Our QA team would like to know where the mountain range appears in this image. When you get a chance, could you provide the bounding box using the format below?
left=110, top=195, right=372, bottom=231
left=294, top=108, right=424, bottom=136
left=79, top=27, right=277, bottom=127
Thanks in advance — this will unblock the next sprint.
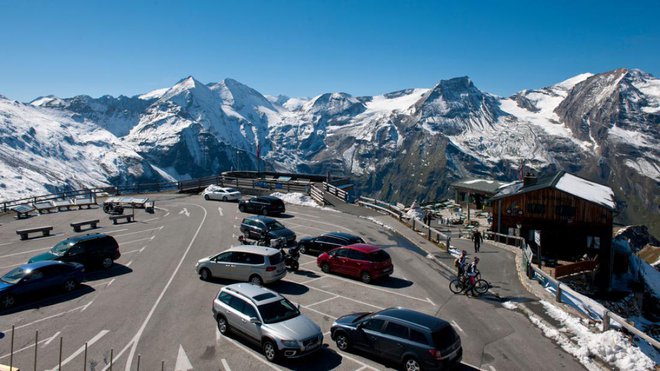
left=1, top=68, right=658, bottom=234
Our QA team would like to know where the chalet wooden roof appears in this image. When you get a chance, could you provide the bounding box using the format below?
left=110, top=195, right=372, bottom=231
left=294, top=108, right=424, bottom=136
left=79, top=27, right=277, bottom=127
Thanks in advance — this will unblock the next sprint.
left=491, top=171, right=616, bottom=210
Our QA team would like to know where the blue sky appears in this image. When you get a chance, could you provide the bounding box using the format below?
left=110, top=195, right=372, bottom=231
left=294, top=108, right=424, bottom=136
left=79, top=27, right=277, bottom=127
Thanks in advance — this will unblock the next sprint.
left=1, top=0, right=658, bottom=102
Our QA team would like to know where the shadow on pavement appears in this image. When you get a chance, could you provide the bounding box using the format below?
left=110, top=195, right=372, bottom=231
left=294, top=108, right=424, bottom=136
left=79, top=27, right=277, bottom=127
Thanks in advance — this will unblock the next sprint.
left=373, top=276, right=413, bottom=289
left=84, top=264, right=133, bottom=282
left=272, top=280, right=310, bottom=296
left=0, top=284, right=95, bottom=315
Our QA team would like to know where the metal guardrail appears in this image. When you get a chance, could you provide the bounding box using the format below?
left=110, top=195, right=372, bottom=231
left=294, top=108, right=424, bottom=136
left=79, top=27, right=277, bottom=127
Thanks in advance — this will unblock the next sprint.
left=529, top=264, right=660, bottom=350
left=309, top=184, right=325, bottom=206
left=322, top=182, right=348, bottom=202
left=1, top=175, right=314, bottom=212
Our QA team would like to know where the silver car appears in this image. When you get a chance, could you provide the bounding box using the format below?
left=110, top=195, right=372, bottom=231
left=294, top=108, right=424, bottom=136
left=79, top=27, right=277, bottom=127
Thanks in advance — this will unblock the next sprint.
left=202, top=185, right=242, bottom=201
left=195, top=245, right=286, bottom=285
left=213, top=283, right=324, bottom=361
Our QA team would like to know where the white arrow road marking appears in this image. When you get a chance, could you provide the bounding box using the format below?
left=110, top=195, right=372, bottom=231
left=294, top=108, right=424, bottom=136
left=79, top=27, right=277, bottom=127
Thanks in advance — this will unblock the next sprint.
left=218, top=207, right=224, bottom=216
left=178, top=208, right=190, bottom=217
left=451, top=320, right=464, bottom=333
left=46, top=330, right=109, bottom=371
left=42, top=331, right=61, bottom=348
left=221, top=359, right=231, bottom=371
left=175, top=344, right=193, bottom=371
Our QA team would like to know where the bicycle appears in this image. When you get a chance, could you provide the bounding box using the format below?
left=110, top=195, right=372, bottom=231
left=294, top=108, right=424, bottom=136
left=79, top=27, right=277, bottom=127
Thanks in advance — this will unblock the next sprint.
left=449, top=275, right=489, bottom=296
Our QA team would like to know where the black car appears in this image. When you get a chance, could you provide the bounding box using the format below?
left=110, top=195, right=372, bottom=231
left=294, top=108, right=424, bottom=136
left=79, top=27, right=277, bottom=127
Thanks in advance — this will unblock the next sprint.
left=28, top=234, right=121, bottom=269
left=297, top=232, right=365, bottom=255
left=238, top=196, right=285, bottom=216
left=330, top=307, right=462, bottom=371
left=240, top=216, right=297, bottom=245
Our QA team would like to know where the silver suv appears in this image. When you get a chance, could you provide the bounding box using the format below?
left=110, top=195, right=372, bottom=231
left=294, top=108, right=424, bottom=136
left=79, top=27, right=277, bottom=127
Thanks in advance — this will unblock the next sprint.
left=213, top=283, right=324, bottom=362
left=195, top=245, right=286, bottom=285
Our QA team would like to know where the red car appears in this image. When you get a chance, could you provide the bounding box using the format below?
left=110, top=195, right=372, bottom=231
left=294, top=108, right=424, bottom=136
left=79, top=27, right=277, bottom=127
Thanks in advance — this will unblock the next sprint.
left=317, top=244, right=393, bottom=284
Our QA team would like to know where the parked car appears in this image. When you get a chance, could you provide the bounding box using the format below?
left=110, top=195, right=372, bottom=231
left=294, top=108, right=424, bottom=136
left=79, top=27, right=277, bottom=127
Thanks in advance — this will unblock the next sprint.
left=0, top=261, right=85, bottom=309
left=330, top=307, right=462, bottom=371
left=213, top=283, right=323, bottom=362
left=240, top=215, right=296, bottom=245
left=202, top=185, right=242, bottom=201
left=196, top=245, right=286, bottom=285
left=317, top=244, right=393, bottom=284
left=28, top=234, right=120, bottom=269
left=297, top=232, right=365, bottom=256
left=239, top=196, right=285, bottom=215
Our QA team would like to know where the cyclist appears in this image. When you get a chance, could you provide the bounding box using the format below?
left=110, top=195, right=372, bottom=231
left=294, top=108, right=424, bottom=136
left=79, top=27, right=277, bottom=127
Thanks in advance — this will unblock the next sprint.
left=454, top=250, right=468, bottom=278
left=465, top=256, right=480, bottom=297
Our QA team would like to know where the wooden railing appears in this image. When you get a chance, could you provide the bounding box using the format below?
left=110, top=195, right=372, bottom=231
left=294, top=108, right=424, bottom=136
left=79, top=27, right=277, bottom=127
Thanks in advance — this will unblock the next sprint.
left=309, top=184, right=325, bottom=206
left=323, top=182, right=348, bottom=202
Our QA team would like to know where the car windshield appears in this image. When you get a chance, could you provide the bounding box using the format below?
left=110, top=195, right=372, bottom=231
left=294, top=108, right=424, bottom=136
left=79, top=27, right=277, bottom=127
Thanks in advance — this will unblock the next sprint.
left=267, top=221, right=286, bottom=231
left=0, top=267, right=28, bottom=284
left=50, top=241, right=74, bottom=256
left=257, top=298, right=300, bottom=324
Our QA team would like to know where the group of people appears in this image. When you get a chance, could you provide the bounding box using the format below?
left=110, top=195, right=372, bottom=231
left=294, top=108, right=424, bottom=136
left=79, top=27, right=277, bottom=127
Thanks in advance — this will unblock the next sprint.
left=455, top=250, right=481, bottom=297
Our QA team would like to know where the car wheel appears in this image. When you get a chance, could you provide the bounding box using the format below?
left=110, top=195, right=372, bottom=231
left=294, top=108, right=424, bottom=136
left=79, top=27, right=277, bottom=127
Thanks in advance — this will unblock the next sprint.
left=1, top=294, right=15, bottom=309
left=63, top=279, right=78, bottom=292
left=321, top=262, right=331, bottom=273
left=261, top=208, right=269, bottom=215
left=361, top=271, right=372, bottom=284
left=200, top=268, right=212, bottom=281
left=217, top=315, right=230, bottom=335
left=291, top=261, right=299, bottom=271
left=262, top=340, right=279, bottom=362
left=222, top=196, right=227, bottom=202
left=204, top=195, right=210, bottom=200
left=101, top=257, right=113, bottom=269
left=403, top=356, right=421, bottom=371
left=335, top=332, right=351, bottom=351
left=249, top=275, right=264, bottom=286
left=239, top=204, right=246, bottom=212
left=298, top=244, right=307, bottom=255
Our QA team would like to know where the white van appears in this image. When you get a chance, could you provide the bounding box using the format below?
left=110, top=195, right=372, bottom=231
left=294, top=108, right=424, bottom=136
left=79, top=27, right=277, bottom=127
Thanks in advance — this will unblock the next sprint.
left=195, top=245, right=286, bottom=285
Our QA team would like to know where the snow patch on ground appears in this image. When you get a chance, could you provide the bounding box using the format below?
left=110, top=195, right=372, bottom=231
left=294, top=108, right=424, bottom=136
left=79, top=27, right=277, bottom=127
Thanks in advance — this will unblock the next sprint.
left=535, top=300, right=656, bottom=371
left=502, top=301, right=518, bottom=310
left=269, top=192, right=339, bottom=212
left=360, top=216, right=396, bottom=232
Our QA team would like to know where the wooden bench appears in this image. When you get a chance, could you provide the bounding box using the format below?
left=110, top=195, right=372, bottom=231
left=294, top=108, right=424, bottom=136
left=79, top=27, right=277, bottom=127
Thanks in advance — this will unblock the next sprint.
left=109, top=214, right=134, bottom=224
left=16, top=226, right=54, bottom=240
left=13, top=204, right=35, bottom=219
left=33, top=202, right=57, bottom=214
left=70, top=219, right=100, bottom=232
left=73, top=198, right=97, bottom=209
left=52, top=200, right=73, bottom=211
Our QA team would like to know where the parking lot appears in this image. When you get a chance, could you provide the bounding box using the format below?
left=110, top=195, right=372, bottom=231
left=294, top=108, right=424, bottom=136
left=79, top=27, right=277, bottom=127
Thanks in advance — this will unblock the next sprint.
left=0, top=193, right=584, bottom=371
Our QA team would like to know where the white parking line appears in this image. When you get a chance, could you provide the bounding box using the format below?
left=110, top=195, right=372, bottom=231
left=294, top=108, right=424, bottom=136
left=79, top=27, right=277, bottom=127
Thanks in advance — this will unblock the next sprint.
left=306, top=296, right=339, bottom=307
left=451, top=320, right=464, bottom=333
left=323, top=274, right=435, bottom=305
left=1, top=302, right=90, bottom=333
left=289, top=213, right=354, bottom=232
left=299, top=276, right=324, bottom=285
left=307, top=285, right=384, bottom=310
left=112, top=226, right=163, bottom=238
left=222, top=334, right=282, bottom=370
left=299, top=260, right=317, bottom=266
left=0, top=246, right=51, bottom=259
left=221, top=359, right=231, bottom=371
left=120, top=236, right=154, bottom=245
left=45, top=330, right=109, bottom=371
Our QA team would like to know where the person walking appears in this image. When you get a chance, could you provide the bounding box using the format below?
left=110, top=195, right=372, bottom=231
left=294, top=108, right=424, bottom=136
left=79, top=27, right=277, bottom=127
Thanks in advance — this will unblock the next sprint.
left=454, top=250, right=468, bottom=277
left=473, top=229, right=483, bottom=253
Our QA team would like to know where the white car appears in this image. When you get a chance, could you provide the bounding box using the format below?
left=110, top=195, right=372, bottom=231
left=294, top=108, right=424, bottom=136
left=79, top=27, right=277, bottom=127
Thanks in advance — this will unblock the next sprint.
left=202, top=185, right=242, bottom=201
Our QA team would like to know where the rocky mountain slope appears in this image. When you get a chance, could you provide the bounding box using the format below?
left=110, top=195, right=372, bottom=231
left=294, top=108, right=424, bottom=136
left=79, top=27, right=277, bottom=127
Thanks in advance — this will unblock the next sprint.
left=1, top=68, right=657, bottom=233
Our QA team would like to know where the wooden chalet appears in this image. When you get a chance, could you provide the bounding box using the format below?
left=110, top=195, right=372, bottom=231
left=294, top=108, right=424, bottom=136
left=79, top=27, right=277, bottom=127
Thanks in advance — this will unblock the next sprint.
left=490, top=171, right=616, bottom=286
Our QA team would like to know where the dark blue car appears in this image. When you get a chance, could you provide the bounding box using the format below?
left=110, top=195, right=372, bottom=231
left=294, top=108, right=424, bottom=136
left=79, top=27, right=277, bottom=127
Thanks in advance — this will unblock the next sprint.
left=331, top=307, right=462, bottom=371
left=0, top=261, right=85, bottom=309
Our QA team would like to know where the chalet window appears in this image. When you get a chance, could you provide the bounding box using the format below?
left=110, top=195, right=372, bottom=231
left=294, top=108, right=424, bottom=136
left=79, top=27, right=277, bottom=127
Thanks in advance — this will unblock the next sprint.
left=526, top=203, right=545, bottom=214
left=555, top=205, right=576, bottom=217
